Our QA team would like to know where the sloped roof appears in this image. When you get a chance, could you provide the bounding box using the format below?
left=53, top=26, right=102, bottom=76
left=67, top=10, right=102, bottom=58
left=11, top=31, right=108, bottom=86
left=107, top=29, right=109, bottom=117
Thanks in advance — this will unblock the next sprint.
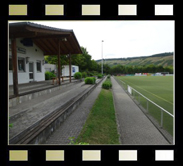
left=9, top=22, right=82, bottom=55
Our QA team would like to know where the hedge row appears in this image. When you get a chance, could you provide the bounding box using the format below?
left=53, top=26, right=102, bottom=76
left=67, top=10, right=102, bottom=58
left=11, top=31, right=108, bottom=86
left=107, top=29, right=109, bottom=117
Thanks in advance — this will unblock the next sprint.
left=74, top=72, right=82, bottom=79
left=97, top=74, right=103, bottom=78
left=102, top=77, right=112, bottom=89
left=74, top=72, right=92, bottom=79
left=45, top=71, right=56, bottom=80
left=85, top=77, right=96, bottom=84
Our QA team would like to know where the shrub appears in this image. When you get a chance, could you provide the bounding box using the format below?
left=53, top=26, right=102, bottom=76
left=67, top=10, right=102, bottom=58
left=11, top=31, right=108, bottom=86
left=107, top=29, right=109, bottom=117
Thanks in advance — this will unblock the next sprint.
left=107, top=75, right=110, bottom=79
left=97, top=74, right=103, bottom=78
left=45, top=71, right=56, bottom=80
left=85, top=77, right=96, bottom=84
left=82, top=72, right=87, bottom=78
left=74, top=72, right=82, bottom=79
left=89, top=72, right=94, bottom=76
left=45, top=72, right=49, bottom=80
left=102, top=81, right=112, bottom=89
left=92, top=71, right=99, bottom=76
left=69, top=137, right=89, bottom=145
left=93, top=77, right=96, bottom=83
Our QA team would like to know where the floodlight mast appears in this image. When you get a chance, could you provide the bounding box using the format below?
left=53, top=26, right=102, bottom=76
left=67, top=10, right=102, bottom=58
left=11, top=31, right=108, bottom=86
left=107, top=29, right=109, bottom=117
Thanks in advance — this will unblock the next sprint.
left=101, top=40, right=104, bottom=75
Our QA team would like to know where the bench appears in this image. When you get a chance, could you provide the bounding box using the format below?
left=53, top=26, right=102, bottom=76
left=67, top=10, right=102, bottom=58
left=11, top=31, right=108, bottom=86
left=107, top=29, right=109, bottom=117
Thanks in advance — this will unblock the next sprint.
left=51, top=77, right=64, bottom=85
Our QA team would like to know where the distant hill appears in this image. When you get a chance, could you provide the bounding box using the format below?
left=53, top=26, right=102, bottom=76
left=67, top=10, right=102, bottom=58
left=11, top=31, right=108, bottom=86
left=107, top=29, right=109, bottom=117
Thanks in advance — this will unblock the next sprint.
left=96, top=52, right=173, bottom=67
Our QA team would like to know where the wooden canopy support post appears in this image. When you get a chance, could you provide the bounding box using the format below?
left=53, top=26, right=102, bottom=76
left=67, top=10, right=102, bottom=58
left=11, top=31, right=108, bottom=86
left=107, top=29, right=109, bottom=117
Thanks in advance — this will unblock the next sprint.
left=57, top=39, right=61, bottom=85
left=11, top=38, right=19, bottom=96
left=69, top=54, right=71, bottom=83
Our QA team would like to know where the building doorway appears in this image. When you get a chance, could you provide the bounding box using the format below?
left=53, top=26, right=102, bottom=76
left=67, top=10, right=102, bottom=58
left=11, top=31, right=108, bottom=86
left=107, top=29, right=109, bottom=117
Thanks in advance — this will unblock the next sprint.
left=29, top=62, right=34, bottom=82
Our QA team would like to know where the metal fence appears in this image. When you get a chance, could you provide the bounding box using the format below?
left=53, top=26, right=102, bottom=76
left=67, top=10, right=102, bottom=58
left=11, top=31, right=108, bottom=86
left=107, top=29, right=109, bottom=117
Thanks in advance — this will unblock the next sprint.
left=119, top=79, right=174, bottom=138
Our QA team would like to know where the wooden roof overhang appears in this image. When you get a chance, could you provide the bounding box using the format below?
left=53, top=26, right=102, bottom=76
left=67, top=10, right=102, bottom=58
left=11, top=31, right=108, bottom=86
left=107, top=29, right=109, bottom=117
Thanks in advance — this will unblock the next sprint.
left=9, top=22, right=83, bottom=55
left=9, top=22, right=83, bottom=97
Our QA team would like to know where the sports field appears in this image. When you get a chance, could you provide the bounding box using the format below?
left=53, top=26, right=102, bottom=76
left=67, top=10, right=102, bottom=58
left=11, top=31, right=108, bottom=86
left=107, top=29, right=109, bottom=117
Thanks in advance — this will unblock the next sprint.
left=116, top=76, right=174, bottom=135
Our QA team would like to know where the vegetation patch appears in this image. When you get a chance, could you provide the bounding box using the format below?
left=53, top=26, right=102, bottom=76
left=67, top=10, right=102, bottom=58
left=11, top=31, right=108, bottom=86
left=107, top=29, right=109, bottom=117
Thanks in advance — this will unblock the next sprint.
left=68, top=137, right=89, bottom=145
left=45, top=71, right=56, bottom=80
left=102, top=81, right=112, bottom=89
left=81, top=72, right=87, bottom=78
left=102, top=77, right=112, bottom=89
left=85, top=77, right=96, bottom=84
left=96, top=52, right=173, bottom=67
left=76, top=89, right=120, bottom=144
left=74, top=72, right=82, bottom=79
left=97, top=74, right=103, bottom=78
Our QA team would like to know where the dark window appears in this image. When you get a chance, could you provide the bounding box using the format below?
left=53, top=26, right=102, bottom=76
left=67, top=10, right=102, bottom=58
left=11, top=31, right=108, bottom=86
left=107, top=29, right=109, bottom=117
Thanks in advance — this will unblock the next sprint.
left=37, top=61, right=41, bottom=72
left=18, top=57, right=25, bottom=72
left=29, top=73, right=33, bottom=79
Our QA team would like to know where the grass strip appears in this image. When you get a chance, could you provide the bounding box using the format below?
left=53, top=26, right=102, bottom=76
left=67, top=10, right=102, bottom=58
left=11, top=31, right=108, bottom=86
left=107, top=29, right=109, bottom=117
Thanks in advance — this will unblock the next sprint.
left=102, top=78, right=112, bottom=89
left=76, top=89, right=120, bottom=144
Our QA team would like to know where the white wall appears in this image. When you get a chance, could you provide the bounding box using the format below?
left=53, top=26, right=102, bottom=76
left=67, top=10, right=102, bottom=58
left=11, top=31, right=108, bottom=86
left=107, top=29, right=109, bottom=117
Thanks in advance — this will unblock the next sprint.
left=9, top=38, right=45, bottom=85
left=44, top=64, right=79, bottom=76
left=62, top=65, right=79, bottom=76
left=44, top=64, right=57, bottom=72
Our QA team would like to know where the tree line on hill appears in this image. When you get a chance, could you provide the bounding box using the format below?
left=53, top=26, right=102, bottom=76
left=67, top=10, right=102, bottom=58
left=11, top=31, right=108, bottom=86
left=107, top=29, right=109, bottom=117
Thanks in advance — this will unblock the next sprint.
left=110, top=64, right=173, bottom=75
left=96, top=52, right=173, bottom=62
left=45, top=47, right=173, bottom=75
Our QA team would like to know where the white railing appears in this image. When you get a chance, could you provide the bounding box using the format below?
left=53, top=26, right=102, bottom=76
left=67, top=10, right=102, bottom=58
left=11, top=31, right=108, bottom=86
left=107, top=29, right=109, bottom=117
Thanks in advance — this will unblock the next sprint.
left=116, top=77, right=174, bottom=142
left=127, top=85, right=174, bottom=128
left=128, top=86, right=174, bottom=117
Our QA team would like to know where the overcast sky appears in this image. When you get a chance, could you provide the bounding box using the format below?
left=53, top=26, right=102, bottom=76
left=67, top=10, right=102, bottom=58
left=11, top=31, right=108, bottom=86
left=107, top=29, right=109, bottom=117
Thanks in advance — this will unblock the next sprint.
left=10, top=21, right=174, bottom=60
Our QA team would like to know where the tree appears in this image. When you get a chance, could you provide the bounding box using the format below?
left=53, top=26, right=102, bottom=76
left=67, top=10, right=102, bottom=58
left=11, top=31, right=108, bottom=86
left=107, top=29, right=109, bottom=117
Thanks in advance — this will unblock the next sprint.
left=90, top=60, right=99, bottom=71
left=103, top=64, right=111, bottom=74
left=164, top=66, right=173, bottom=74
left=45, top=47, right=174, bottom=76
left=71, top=47, right=92, bottom=71
left=44, top=46, right=92, bottom=72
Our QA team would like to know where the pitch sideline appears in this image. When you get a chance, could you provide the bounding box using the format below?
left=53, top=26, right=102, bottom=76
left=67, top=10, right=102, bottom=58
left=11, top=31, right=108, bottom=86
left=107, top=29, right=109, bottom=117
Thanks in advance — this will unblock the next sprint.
left=119, top=79, right=173, bottom=106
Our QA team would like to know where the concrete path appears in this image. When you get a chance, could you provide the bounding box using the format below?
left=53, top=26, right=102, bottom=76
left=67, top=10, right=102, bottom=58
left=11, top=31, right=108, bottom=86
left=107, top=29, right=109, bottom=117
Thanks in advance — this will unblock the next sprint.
left=111, top=76, right=169, bottom=145
left=45, top=78, right=106, bottom=144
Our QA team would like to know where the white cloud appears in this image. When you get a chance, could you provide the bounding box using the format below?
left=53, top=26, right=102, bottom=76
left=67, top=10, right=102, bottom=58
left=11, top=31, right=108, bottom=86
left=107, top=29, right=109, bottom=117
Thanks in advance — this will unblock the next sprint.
left=10, top=20, right=174, bottom=60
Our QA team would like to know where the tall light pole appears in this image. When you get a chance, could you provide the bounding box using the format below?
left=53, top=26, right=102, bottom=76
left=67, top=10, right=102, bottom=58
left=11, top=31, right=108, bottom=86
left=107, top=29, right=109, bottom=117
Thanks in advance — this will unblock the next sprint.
left=101, top=40, right=104, bottom=75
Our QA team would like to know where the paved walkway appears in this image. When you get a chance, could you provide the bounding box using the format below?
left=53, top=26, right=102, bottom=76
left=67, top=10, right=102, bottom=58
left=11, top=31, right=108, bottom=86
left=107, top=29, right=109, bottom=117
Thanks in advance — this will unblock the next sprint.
left=45, top=78, right=106, bottom=144
left=111, top=76, right=169, bottom=145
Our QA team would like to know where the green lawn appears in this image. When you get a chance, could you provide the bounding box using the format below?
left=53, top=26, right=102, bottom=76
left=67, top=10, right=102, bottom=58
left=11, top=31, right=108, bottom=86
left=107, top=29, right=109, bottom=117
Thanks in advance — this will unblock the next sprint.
left=76, top=89, right=120, bottom=144
left=116, top=76, right=174, bottom=135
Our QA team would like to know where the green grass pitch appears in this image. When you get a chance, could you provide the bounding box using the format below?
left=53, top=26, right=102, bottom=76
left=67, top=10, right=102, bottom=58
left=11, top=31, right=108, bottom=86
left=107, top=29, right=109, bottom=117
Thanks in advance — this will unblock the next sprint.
left=116, top=76, right=174, bottom=135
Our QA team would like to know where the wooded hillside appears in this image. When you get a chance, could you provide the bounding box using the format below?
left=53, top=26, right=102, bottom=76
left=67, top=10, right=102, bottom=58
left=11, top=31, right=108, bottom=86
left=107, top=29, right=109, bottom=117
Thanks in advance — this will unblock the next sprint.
left=96, top=52, right=173, bottom=67
left=45, top=49, right=174, bottom=75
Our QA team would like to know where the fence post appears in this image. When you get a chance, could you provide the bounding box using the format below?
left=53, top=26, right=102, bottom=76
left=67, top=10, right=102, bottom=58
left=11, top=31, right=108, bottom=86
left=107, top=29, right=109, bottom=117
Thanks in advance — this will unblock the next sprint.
left=132, top=89, right=134, bottom=97
left=161, top=109, right=163, bottom=128
left=147, top=100, right=148, bottom=112
left=138, top=93, right=140, bottom=104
